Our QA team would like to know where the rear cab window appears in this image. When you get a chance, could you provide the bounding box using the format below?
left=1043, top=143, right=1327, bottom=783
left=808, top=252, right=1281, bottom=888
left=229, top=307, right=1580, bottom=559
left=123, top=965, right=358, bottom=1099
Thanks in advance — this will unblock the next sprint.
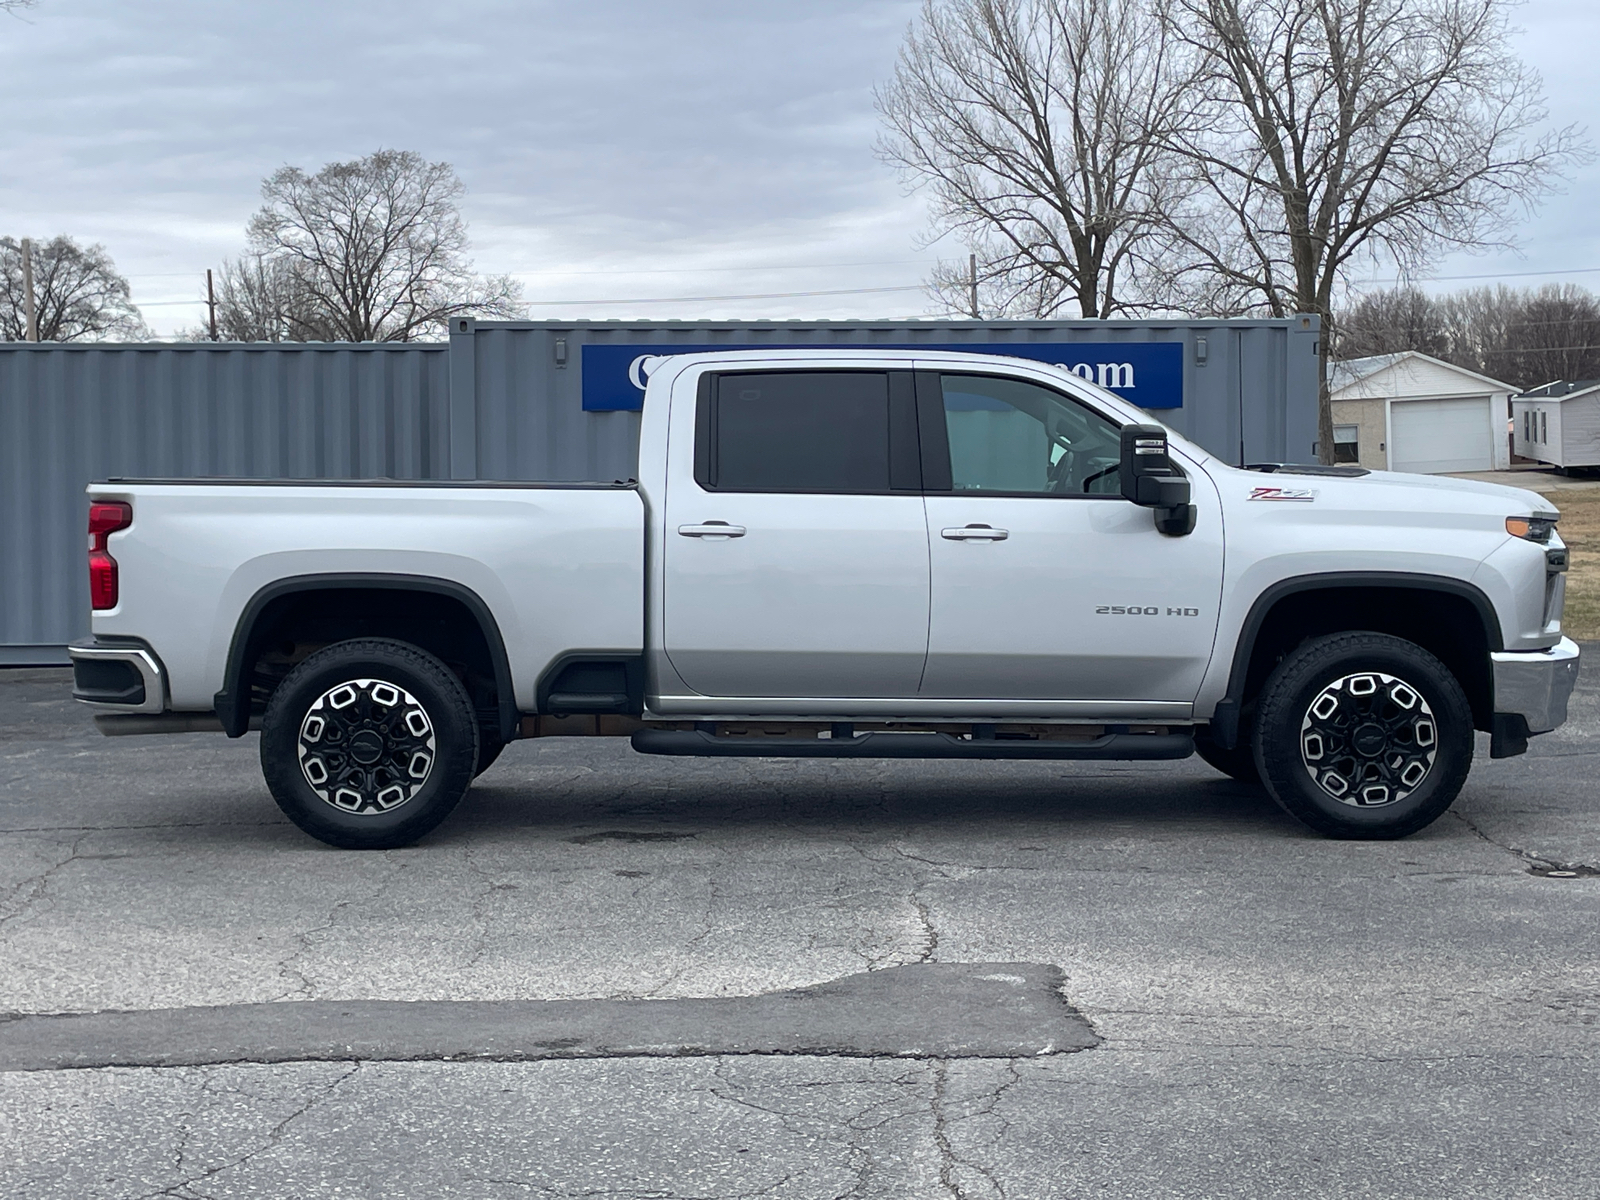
left=694, top=371, right=921, bottom=493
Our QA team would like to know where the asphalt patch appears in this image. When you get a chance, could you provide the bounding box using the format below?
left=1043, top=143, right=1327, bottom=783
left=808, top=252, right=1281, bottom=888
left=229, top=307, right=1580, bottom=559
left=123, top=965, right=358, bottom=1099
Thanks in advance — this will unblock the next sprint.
left=0, top=962, right=1097, bottom=1072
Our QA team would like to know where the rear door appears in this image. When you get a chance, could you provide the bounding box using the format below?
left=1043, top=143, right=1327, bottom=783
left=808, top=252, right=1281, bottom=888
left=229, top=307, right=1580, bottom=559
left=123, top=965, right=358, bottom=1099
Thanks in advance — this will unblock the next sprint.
left=918, top=369, right=1224, bottom=707
left=661, top=369, right=931, bottom=699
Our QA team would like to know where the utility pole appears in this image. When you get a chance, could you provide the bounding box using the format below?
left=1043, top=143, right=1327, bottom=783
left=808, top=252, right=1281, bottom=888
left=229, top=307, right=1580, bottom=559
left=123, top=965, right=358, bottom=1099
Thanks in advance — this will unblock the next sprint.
left=968, top=252, right=979, bottom=320
left=21, top=238, right=38, bottom=342
left=206, top=268, right=218, bottom=341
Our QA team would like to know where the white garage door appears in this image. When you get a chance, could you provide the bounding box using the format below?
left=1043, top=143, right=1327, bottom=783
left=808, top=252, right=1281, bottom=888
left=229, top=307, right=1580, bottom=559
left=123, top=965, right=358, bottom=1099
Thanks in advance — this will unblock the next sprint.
left=1389, top=397, right=1494, bottom=474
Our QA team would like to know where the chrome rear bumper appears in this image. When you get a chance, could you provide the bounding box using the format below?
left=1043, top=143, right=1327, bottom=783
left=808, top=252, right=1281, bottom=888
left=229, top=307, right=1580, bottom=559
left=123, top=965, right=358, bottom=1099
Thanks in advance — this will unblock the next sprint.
left=1492, top=637, right=1581, bottom=734
left=68, top=638, right=166, bottom=714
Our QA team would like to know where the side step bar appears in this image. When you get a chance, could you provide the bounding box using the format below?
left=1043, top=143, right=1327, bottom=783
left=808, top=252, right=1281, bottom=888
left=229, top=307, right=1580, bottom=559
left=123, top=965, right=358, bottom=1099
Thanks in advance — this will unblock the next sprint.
left=95, top=713, right=261, bottom=736
left=630, top=729, right=1193, bottom=761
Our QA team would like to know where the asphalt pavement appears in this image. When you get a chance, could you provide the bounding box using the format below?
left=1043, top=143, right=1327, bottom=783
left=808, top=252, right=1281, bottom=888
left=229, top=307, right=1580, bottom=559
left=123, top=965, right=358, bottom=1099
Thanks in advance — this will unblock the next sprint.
left=2, top=658, right=1597, bottom=1198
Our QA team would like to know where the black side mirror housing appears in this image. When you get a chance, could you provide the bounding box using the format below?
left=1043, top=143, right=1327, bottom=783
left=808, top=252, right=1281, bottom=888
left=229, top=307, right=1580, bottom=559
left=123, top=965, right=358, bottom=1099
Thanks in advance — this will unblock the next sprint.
left=1119, top=424, right=1196, bottom=536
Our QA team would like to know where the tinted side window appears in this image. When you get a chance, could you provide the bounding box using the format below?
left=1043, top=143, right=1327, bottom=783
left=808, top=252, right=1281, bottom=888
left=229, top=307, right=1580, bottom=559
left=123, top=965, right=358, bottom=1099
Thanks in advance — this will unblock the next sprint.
left=707, top=372, right=892, bottom=493
left=939, top=374, right=1122, bottom=495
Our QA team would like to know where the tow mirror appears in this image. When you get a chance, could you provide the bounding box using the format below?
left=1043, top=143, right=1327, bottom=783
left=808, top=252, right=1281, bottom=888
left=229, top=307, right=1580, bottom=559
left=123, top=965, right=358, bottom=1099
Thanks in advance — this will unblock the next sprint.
left=1119, top=424, right=1196, bottom=536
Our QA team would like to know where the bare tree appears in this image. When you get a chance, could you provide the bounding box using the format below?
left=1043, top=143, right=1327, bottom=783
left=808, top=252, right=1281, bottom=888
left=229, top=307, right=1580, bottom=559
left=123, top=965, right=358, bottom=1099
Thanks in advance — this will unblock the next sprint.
left=243, top=149, right=524, bottom=342
left=1434, top=285, right=1517, bottom=379
left=1336, top=281, right=1600, bottom=389
left=1334, top=287, right=1448, bottom=360
left=198, top=254, right=322, bottom=342
left=1498, top=283, right=1600, bottom=386
left=0, top=235, right=147, bottom=341
left=1158, top=0, right=1586, bottom=460
left=877, top=0, right=1183, bottom=318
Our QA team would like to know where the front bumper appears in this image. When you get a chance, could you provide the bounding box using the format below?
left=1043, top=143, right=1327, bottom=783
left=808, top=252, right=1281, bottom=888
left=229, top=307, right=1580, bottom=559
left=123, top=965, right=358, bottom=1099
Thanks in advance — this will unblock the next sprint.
left=68, top=638, right=166, bottom=714
left=1492, top=636, right=1581, bottom=735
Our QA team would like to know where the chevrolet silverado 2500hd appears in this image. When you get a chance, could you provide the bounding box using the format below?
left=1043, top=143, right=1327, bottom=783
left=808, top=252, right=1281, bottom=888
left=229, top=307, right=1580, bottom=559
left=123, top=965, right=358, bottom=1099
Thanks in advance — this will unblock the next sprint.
left=69, top=349, right=1580, bottom=848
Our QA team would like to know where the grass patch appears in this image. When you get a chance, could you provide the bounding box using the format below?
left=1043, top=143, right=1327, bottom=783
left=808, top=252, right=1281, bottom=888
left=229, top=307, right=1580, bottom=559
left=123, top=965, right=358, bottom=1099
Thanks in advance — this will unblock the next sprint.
left=1551, top=487, right=1600, bottom=641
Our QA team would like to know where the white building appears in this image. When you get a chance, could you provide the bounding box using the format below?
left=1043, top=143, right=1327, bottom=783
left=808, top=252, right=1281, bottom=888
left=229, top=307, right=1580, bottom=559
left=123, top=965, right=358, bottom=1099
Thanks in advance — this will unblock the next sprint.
left=1329, top=352, right=1513, bottom=474
left=1512, top=380, right=1600, bottom=470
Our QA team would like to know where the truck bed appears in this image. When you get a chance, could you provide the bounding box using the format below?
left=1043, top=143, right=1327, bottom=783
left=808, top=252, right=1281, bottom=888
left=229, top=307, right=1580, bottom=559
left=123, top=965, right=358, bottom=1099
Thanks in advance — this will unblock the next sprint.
left=87, top=479, right=646, bottom=712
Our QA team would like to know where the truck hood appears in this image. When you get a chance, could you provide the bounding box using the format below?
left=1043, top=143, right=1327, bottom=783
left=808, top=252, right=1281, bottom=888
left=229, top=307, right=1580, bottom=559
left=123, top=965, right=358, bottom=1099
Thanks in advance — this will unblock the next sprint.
left=1230, top=465, right=1559, bottom=518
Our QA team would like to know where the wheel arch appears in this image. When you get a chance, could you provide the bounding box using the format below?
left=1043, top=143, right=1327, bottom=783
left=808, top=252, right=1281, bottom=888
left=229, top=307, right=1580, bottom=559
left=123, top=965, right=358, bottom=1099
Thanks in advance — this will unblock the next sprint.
left=1210, top=572, right=1501, bottom=749
left=215, top=573, right=517, bottom=743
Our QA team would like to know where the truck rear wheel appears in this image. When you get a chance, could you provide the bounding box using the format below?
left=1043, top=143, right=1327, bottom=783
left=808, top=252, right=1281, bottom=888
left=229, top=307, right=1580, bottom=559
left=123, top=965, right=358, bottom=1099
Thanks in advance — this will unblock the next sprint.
left=1252, top=632, right=1472, bottom=840
left=260, top=638, right=479, bottom=849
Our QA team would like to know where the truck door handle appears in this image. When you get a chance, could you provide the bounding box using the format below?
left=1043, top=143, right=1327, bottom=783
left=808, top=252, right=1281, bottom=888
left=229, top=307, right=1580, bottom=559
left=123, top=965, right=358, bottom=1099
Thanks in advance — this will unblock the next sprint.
left=941, top=524, right=1009, bottom=541
left=678, top=522, right=746, bottom=538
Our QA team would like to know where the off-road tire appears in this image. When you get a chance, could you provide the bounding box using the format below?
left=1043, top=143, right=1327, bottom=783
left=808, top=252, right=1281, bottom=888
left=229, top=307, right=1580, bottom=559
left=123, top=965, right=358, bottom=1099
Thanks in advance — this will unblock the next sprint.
left=261, top=638, right=478, bottom=849
left=1194, top=726, right=1262, bottom=786
left=1252, top=632, right=1472, bottom=840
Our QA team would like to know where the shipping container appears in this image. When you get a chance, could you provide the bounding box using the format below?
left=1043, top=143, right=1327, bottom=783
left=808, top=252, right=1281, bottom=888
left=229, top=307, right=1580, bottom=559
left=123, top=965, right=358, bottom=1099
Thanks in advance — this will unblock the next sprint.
left=1, top=316, right=1318, bottom=660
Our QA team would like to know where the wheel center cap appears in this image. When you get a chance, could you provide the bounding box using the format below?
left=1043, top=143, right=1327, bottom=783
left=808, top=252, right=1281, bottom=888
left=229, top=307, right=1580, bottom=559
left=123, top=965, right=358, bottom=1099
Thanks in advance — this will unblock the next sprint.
left=349, top=729, right=385, bottom=765
left=1352, top=723, right=1388, bottom=756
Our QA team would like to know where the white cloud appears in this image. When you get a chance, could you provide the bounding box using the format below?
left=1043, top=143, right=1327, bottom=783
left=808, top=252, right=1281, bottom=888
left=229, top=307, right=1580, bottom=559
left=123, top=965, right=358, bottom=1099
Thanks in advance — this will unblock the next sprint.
left=1, top=0, right=1593, bottom=333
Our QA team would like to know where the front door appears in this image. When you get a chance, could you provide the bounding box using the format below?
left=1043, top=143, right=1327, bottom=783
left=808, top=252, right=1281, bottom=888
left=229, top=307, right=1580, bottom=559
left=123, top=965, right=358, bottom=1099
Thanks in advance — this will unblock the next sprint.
left=918, top=370, right=1224, bottom=705
left=662, top=369, right=930, bottom=699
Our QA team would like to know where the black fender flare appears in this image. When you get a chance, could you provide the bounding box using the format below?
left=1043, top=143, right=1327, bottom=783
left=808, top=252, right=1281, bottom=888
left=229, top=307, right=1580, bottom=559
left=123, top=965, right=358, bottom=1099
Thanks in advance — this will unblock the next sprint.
left=1208, top=571, right=1502, bottom=749
left=213, top=573, right=518, bottom=742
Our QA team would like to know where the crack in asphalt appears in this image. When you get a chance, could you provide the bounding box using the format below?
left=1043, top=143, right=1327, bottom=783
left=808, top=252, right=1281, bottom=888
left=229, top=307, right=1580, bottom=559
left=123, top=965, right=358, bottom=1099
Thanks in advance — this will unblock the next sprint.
left=0, top=831, right=92, bottom=934
left=132, top=1062, right=361, bottom=1200
left=913, top=896, right=939, bottom=965
left=459, top=844, right=518, bottom=974
left=455, top=1179, right=806, bottom=1199
left=1452, top=810, right=1600, bottom=874
left=707, top=1057, right=927, bottom=1199
left=271, top=858, right=404, bottom=1001
left=930, top=1060, right=1012, bottom=1200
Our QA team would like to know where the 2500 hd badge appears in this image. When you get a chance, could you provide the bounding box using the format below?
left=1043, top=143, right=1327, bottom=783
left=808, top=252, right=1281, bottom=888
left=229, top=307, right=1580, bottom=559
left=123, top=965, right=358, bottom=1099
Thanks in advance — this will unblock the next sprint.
left=1096, top=605, right=1202, bottom=616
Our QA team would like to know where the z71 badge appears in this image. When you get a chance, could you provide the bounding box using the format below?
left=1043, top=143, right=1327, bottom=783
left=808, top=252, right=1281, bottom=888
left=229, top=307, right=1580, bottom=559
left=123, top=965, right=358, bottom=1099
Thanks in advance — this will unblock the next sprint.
left=1248, top=486, right=1317, bottom=501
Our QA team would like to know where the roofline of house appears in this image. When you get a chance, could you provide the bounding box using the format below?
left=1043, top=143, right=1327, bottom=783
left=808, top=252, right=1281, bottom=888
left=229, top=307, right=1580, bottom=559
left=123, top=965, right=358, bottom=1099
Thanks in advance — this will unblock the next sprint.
left=1515, top=381, right=1600, bottom=403
left=1331, top=349, right=1518, bottom=397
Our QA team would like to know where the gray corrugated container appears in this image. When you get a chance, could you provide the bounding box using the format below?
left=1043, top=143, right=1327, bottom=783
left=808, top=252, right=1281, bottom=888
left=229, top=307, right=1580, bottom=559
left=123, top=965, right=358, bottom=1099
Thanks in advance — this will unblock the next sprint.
left=1, top=342, right=450, bottom=662
left=1, top=315, right=1318, bottom=661
left=454, top=316, right=1319, bottom=481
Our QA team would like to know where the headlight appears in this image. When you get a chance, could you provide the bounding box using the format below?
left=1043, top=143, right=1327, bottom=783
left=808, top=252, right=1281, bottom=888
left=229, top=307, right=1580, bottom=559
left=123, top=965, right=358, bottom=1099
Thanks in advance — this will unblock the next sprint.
left=1505, top=515, right=1557, bottom=543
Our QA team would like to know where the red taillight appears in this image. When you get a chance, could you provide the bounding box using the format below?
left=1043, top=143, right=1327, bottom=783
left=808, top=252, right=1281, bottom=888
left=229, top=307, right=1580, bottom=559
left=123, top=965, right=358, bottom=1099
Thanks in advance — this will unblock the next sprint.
left=88, top=501, right=132, bottom=610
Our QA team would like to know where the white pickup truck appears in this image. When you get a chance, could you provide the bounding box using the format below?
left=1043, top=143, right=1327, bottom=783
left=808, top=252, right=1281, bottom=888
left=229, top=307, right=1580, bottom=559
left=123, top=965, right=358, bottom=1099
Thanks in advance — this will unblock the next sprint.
left=70, top=349, right=1580, bottom=848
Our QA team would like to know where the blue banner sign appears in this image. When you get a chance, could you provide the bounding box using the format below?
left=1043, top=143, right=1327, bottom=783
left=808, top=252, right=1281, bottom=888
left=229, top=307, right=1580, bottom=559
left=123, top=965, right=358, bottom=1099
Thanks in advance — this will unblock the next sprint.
left=580, top=341, right=1183, bottom=411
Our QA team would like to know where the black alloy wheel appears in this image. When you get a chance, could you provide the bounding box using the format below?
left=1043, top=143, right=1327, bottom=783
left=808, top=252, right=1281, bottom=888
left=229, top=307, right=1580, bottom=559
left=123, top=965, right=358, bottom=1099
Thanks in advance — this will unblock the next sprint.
left=1252, top=632, right=1473, bottom=840
left=261, top=639, right=478, bottom=849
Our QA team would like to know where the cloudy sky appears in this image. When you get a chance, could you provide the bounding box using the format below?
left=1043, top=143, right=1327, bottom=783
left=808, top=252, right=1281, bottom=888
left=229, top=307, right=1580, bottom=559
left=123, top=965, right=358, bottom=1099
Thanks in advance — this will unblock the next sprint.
left=1, top=0, right=1596, bottom=336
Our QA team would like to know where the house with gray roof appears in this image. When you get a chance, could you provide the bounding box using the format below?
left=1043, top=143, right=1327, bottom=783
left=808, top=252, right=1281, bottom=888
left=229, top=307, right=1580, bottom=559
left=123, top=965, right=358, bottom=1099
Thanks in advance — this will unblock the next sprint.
left=1329, top=351, right=1514, bottom=473
left=1513, top=379, right=1600, bottom=469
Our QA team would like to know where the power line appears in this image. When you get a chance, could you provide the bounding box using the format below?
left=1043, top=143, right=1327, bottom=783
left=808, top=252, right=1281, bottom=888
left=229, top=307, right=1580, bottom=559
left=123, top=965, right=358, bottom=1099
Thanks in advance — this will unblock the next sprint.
left=133, top=282, right=935, bottom=310
left=1356, top=265, right=1600, bottom=285
left=519, top=284, right=929, bottom=305
left=123, top=258, right=944, bottom=283
left=507, top=258, right=939, bottom=278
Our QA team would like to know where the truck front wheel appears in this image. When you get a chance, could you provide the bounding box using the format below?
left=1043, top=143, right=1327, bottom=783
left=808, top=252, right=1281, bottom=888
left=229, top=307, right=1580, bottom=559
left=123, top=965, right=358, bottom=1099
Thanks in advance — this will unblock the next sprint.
left=1252, top=632, right=1473, bottom=840
left=260, top=639, right=479, bottom=849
